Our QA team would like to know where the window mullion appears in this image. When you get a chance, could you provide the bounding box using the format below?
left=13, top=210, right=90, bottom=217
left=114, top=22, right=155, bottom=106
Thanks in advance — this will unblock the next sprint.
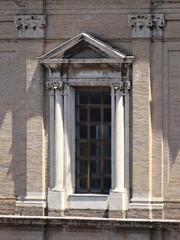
left=101, top=91, right=104, bottom=193
left=87, top=95, right=90, bottom=192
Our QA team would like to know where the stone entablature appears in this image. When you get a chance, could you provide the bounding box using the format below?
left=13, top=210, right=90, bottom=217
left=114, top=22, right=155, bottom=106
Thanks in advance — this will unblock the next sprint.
left=128, top=14, right=165, bottom=38
left=15, top=15, right=46, bottom=39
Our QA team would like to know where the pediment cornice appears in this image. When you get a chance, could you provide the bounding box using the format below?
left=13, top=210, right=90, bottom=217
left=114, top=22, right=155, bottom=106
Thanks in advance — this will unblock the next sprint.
left=38, top=33, right=134, bottom=66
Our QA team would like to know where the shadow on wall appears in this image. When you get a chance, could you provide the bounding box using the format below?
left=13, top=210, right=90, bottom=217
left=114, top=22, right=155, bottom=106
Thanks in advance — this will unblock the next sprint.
left=0, top=52, right=44, bottom=199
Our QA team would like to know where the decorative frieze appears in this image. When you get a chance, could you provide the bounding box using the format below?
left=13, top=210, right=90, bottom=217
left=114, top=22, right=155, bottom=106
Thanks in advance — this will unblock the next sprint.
left=15, top=15, right=46, bottom=39
left=128, top=14, right=165, bottom=38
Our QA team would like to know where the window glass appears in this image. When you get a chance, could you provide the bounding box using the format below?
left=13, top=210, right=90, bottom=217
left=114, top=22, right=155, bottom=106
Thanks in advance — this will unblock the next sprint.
left=75, top=88, right=111, bottom=194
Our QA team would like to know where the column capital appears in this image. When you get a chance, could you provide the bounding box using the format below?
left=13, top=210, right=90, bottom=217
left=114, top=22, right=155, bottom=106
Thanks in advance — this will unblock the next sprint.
left=113, top=81, right=131, bottom=93
left=128, top=14, right=165, bottom=38
left=114, top=81, right=124, bottom=91
left=46, top=81, right=63, bottom=91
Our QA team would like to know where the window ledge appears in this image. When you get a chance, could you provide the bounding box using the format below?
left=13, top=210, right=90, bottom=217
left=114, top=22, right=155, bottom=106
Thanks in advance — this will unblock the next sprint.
left=67, top=194, right=109, bottom=210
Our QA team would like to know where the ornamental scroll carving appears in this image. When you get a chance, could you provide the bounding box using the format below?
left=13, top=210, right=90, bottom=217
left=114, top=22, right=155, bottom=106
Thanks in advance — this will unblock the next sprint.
left=15, top=15, right=46, bottom=38
left=128, top=14, right=165, bottom=38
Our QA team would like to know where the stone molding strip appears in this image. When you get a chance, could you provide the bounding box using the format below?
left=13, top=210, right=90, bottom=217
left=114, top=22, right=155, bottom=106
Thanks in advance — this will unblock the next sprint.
left=15, top=15, right=46, bottom=39
left=0, top=216, right=180, bottom=229
left=128, top=14, right=165, bottom=38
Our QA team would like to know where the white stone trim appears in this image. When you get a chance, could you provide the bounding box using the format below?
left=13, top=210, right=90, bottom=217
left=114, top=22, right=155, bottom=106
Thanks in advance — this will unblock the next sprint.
left=16, top=193, right=46, bottom=208
left=49, top=89, right=55, bottom=188
left=130, top=197, right=164, bottom=209
left=111, top=86, right=115, bottom=189
left=67, top=194, right=109, bottom=210
left=53, top=89, right=64, bottom=191
left=64, top=86, right=75, bottom=194
left=129, top=203, right=164, bottom=210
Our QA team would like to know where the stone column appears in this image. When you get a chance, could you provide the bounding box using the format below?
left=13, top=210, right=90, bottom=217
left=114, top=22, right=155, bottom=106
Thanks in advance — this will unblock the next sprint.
left=54, top=84, right=64, bottom=191
left=109, top=81, right=128, bottom=212
left=46, top=80, right=65, bottom=211
left=114, top=84, right=125, bottom=191
left=48, top=87, right=55, bottom=189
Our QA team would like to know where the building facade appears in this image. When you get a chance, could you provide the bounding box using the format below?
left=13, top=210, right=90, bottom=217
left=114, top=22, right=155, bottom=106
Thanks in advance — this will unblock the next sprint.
left=0, top=0, right=180, bottom=239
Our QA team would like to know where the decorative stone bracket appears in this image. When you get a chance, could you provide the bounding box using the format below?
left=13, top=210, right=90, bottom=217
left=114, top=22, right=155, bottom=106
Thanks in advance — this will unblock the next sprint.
left=128, top=14, right=165, bottom=38
left=15, top=15, right=46, bottom=39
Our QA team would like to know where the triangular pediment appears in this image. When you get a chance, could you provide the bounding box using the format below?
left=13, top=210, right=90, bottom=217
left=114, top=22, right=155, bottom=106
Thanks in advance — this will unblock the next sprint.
left=63, top=40, right=109, bottom=59
left=39, top=33, right=130, bottom=61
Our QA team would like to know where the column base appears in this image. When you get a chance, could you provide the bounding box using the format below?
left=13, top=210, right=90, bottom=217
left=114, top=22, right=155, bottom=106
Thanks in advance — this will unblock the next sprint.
left=16, top=192, right=46, bottom=208
left=109, top=188, right=128, bottom=211
left=48, top=189, right=65, bottom=210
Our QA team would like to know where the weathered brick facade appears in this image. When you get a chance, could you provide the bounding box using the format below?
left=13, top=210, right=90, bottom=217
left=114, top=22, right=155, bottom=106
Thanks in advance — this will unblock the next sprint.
left=0, top=0, right=180, bottom=239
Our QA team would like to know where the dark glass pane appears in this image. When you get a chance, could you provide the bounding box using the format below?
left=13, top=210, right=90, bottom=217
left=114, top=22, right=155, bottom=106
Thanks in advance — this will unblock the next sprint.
left=90, top=108, right=101, bottom=121
left=104, top=108, right=111, bottom=122
left=90, top=124, right=100, bottom=139
left=104, top=159, right=111, bottom=174
left=90, top=159, right=100, bottom=174
left=90, top=142, right=100, bottom=157
left=76, top=88, right=111, bottom=194
left=103, top=124, right=111, bottom=140
left=103, top=142, right=111, bottom=157
left=80, top=108, right=87, bottom=121
left=103, top=91, right=111, bottom=104
left=79, top=177, right=87, bottom=191
left=79, top=91, right=88, bottom=104
left=78, top=125, right=87, bottom=139
left=90, top=91, right=101, bottom=104
left=90, top=178, right=101, bottom=192
left=78, top=142, right=88, bottom=157
left=104, top=177, right=111, bottom=193
left=79, top=160, right=88, bottom=175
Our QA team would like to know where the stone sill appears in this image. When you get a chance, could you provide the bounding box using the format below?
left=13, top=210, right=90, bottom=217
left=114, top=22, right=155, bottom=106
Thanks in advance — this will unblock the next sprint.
left=67, top=194, right=109, bottom=209
left=0, top=216, right=180, bottom=229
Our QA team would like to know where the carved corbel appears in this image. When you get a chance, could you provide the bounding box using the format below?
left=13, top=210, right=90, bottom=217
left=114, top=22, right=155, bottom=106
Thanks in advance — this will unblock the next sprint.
left=128, top=14, right=165, bottom=38
left=15, top=15, right=46, bottom=39
left=128, top=14, right=153, bottom=38
left=152, top=14, right=165, bottom=38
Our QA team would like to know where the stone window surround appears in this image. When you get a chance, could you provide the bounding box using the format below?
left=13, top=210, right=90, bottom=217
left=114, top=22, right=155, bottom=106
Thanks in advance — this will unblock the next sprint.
left=44, top=61, right=132, bottom=211
left=38, top=33, right=134, bottom=211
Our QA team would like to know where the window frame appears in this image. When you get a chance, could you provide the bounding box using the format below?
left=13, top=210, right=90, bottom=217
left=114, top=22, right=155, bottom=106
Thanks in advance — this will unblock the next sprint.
left=75, top=87, right=112, bottom=194
left=64, top=81, right=115, bottom=197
